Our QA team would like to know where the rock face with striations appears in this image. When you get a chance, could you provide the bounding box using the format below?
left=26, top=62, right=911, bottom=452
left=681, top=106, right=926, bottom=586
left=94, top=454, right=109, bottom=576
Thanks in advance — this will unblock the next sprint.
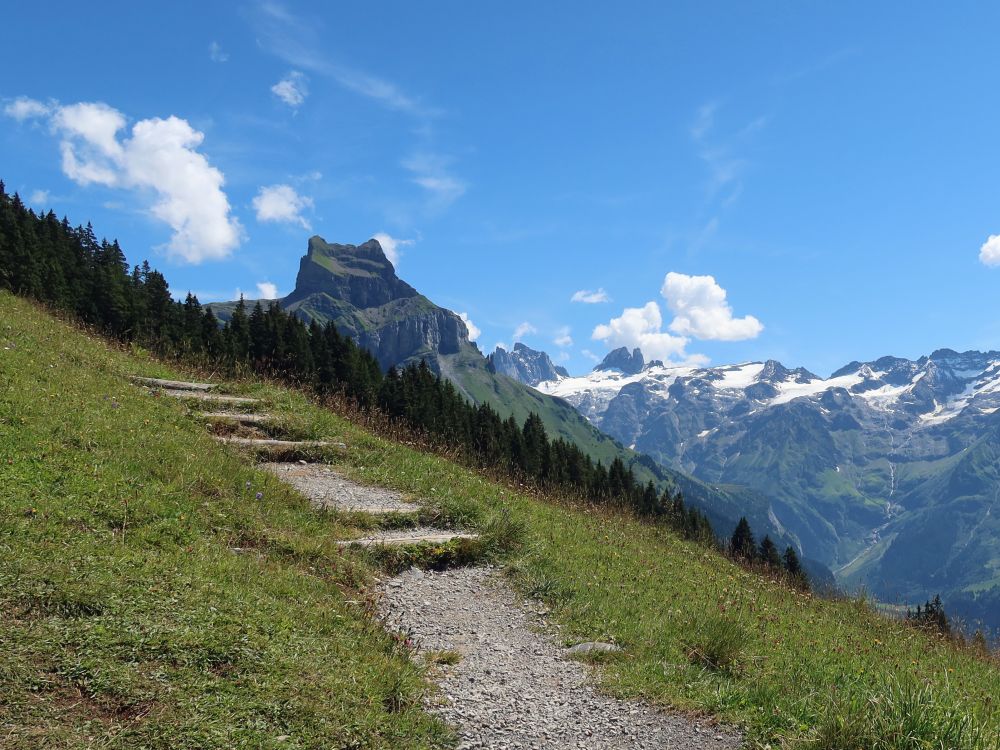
left=488, top=343, right=569, bottom=387
left=279, top=236, right=471, bottom=371
left=594, top=347, right=645, bottom=375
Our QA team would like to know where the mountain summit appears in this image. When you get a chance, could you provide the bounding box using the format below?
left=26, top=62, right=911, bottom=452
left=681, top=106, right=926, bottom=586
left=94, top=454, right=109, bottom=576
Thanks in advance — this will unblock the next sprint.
left=595, top=346, right=645, bottom=374
left=488, top=342, right=569, bottom=386
left=279, top=236, right=472, bottom=371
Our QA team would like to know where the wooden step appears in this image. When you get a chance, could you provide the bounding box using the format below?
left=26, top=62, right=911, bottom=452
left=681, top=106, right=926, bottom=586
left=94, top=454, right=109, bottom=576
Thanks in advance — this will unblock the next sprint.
left=337, top=530, right=479, bottom=548
left=132, top=376, right=215, bottom=391
left=199, top=412, right=273, bottom=425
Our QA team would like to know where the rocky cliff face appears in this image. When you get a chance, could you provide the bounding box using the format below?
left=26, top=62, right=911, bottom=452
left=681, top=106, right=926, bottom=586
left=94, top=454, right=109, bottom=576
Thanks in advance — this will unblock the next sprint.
left=285, top=236, right=420, bottom=309
left=487, top=343, right=569, bottom=386
left=279, top=236, right=472, bottom=371
left=594, top=347, right=645, bottom=374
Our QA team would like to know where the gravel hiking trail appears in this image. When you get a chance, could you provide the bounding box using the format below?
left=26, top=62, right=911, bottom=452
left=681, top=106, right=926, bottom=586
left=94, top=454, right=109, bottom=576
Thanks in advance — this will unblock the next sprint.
left=379, top=566, right=741, bottom=749
left=145, top=377, right=742, bottom=749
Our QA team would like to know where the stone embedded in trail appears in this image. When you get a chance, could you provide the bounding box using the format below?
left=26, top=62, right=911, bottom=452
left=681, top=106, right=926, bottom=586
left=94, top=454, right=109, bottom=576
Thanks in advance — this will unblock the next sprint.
left=214, top=436, right=337, bottom=451
left=379, top=566, right=741, bottom=749
left=566, top=641, right=622, bottom=656
left=132, top=376, right=215, bottom=391
left=337, top=529, right=479, bottom=547
left=262, top=462, right=420, bottom=514
left=158, top=389, right=259, bottom=405
left=200, top=412, right=273, bottom=425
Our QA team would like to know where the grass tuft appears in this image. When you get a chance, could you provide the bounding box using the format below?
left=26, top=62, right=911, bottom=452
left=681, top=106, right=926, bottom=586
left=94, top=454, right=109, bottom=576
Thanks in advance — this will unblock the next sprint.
left=804, top=678, right=1000, bottom=750
left=681, top=613, right=750, bottom=673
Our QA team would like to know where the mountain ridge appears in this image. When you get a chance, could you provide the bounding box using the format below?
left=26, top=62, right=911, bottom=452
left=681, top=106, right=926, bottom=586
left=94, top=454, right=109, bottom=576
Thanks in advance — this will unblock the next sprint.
left=526, top=345, right=1000, bottom=628
left=207, top=236, right=814, bottom=565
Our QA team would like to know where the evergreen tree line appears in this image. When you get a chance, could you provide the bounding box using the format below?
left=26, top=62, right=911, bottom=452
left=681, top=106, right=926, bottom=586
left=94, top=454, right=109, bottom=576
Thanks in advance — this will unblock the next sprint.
left=0, top=183, right=716, bottom=537
left=729, top=516, right=810, bottom=590
left=906, top=595, right=951, bottom=636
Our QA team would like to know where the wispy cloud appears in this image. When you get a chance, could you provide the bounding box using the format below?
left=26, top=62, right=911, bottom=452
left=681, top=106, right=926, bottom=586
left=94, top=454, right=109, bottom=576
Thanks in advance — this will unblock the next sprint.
left=209, top=41, right=229, bottom=63
left=689, top=102, right=768, bottom=195
left=513, top=321, right=537, bottom=340
left=28, top=189, right=50, bottom=207
left=251, top=2, right=437, bottom=118
left=402, top=152, right=467, bottom=208
left=554, top=326, right=573, bottom=348
left=3, top=96, right=51, bottom=121
left=689, top=101, right=718, bottom=141
left=571, top=288, right=610, bottom=304
left=772, top=48, right=859, bottom=86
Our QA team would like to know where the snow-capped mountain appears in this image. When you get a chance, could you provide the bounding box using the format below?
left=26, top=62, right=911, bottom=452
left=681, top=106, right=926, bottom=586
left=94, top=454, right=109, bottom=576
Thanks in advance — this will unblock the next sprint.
left=534, top=347, right=1000, bottom=629
left=540, top=348, right=1000, bottom=434
left=487, top=342, right=569, bottom=387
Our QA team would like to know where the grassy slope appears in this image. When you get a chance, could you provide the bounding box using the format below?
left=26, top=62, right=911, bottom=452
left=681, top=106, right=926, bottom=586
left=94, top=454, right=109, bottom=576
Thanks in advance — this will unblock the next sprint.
left=3, top=291, right=999, bottom=748
left=0, top=293, right=452, bottom=749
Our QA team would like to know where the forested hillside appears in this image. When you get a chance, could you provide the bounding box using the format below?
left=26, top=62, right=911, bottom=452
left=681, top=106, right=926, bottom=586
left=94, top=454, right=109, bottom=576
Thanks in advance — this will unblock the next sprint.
left=0, top=182, right=717, bottom=542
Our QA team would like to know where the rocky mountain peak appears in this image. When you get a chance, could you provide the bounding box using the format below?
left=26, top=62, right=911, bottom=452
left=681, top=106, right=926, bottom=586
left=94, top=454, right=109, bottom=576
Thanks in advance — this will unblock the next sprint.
left=488, top=342, right=569, bottom=387
left=286, top=235, right=419, bottom=309
left=595, top=347, right=645, bottom=375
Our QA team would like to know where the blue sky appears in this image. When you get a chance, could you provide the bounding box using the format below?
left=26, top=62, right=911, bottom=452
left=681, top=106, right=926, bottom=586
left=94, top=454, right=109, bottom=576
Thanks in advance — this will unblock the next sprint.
left=3, top=2, right=1000, bottom=376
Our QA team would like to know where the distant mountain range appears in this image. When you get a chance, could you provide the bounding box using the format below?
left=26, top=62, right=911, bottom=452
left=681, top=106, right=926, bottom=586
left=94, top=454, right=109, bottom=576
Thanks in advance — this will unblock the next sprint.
left=515, top=344, right=1000, bottom=629
left=208, top=237, right=819, bottom=574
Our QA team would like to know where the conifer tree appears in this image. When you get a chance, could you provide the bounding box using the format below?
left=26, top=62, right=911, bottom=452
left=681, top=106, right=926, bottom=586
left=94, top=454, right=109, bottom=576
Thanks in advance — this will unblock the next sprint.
left=759, top=535, right=782, bottom=568
left=730, top=517, right=756, bottom=561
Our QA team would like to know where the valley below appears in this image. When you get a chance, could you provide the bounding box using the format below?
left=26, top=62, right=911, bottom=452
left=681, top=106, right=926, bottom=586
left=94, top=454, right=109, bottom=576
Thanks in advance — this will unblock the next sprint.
left=530, top=346, right=1000, bottom=630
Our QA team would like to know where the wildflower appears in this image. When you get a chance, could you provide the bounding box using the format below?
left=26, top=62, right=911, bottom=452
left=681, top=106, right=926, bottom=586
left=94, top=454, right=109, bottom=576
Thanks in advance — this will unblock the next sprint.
left=255, top=492, right=263, bottom=500
left=245, top=481, right=252, bottom=489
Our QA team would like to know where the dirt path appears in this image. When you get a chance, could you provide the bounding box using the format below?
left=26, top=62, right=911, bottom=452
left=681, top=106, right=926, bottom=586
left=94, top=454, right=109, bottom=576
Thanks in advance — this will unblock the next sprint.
left=379, top=566, right=741, bottom=750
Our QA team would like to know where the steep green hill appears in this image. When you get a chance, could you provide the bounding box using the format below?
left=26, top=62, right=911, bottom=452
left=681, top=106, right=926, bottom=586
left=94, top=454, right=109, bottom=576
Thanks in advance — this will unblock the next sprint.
left=3, top=291, right=998, bottom=748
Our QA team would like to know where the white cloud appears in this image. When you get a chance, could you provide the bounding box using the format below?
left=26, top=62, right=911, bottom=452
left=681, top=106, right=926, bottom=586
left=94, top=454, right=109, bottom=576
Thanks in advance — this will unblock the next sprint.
left=513, top=321, right=537, bottom=340
left=28, top=189, right=49, bottom=207
left=252, top=184, right=313, bottom=229
left=581, top=349, right=600, bottom=362
left=571, top=288, right=611, bottom=304
left=20, top=99, right=243, bottom=264
left=372, top=232, right=414, bottom=268
left=661, top=272, right=763, bottom=341
left=592, top=301, right=691, bottom=363
left=3, top=96, right=50, bottom=121
left=209, top=41, right=229, bottom=63
left=457, top=311, right=480, bottom=341
left=271, top=71, right=308, bottom=108
left=554, top=326, right=573, bottom=348
left=494, top=341, right=510, bottom=353
left=402, top=153, right=467, bottom=208
left=979, top=235, right=1000, bottom=266
left=256, top=281, right=279, bottom=299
